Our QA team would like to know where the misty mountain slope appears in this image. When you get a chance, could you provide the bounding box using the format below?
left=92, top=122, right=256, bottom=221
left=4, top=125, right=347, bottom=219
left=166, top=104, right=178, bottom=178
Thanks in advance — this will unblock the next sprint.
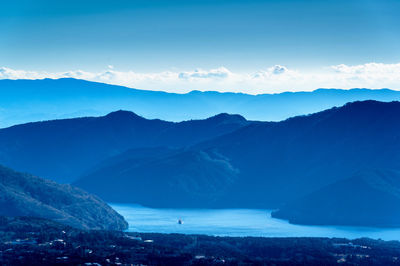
left=2, top=78, right=400, bottom=128
left=0, top=165, right=127, bottom=230
left=79, top=147, right=180, bottom=177
left=0, top=111, right=248, bottom=183
left=75, top=149, right=239, bottom=208
left=271, top=169, right=400, bottom=227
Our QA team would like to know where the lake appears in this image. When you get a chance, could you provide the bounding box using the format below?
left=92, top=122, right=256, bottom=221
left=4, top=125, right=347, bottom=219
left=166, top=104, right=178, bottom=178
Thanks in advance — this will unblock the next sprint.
left=111, top=203, right=400, bottom=241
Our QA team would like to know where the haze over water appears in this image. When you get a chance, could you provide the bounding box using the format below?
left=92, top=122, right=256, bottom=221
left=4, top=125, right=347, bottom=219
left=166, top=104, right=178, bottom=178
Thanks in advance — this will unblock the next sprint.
left=112, top=204, right=400, bottom=241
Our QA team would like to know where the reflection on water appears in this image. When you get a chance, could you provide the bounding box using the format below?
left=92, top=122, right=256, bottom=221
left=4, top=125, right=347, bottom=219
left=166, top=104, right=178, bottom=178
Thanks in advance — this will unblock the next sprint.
left=111, top=203, right=400, bottom=241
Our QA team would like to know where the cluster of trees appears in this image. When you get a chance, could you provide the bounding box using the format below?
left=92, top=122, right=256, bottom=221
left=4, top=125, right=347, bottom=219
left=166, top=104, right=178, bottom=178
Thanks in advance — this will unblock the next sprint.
left=1, top=216, right=400, bottom=265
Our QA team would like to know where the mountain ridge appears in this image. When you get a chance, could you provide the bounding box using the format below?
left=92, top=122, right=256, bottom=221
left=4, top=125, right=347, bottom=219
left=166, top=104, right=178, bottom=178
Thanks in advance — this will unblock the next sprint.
left=0, top=110, right=250, bottom=183
left=2, top=78, right=400, bottom=128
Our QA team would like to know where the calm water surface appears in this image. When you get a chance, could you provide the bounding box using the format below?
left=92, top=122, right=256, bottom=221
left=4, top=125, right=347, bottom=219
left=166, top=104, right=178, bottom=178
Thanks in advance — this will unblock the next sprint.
left=111, top=203, right=400, bottom=241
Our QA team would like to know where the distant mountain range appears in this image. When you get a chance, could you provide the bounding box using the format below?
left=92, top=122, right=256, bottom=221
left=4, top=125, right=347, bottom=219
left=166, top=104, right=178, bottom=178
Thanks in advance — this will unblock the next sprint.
left=2, top=78, right=400, bottom=128
left=0, top=165, right=127, bottom=230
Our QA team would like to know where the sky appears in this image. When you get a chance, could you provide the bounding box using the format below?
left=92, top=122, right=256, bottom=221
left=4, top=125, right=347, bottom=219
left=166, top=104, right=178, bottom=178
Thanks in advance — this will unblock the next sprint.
left=1, top=0, right=400, bottom=93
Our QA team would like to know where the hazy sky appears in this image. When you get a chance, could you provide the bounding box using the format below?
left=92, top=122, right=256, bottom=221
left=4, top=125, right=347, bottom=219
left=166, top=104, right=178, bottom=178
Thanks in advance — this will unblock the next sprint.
left=1, top=0, right=400, bottom=93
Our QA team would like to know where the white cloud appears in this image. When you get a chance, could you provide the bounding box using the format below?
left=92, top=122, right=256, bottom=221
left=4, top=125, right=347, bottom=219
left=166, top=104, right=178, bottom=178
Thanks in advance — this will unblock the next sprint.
left=252, top=65, right=298, bottom=79
left=0, top=67, right=49, bottom=79
left=331, top=62, right=400, bottom=74
left=1, top=63, right=400, bottom=94
left=178, top=67, right=231, bottom=80
left=261, top=65, right=289, bottom=76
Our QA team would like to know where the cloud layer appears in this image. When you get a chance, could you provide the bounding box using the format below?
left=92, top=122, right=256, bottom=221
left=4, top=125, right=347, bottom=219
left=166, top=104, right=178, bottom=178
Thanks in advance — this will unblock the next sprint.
left=1, top=63, right=400, bottom=94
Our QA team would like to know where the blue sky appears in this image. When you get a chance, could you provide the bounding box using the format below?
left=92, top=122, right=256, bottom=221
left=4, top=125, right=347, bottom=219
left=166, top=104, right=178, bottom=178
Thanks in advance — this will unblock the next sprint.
left=1, top=0, right=400, bottom=92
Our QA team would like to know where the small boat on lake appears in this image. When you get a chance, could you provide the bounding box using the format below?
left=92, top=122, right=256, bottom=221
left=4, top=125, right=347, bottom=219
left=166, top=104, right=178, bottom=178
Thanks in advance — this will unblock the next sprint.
left=178, top=219, right=183, bottom=225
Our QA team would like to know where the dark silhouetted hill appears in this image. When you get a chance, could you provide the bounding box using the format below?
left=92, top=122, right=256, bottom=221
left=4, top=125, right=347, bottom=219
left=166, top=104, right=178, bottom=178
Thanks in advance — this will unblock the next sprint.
left=0, top=165, right=127, bottom=230
left=75, top=101, right=400, bottom=217
left=75, top=147, right=239, bottom=207
left=189, top=100, right=400, bottom=208
left=0, top=111, right=248, bottom=183
left=271, top=169, right=400, bottom=227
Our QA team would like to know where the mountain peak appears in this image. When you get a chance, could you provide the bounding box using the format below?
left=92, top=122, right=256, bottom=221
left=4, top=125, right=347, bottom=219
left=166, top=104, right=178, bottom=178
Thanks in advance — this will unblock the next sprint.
left=207, top=113, right=247, bottom=124
left=335, top=100, right=400, bottom=118
left=104, top=110, right=144, bottom=120
left=343, top=99, right=399, bottom=108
